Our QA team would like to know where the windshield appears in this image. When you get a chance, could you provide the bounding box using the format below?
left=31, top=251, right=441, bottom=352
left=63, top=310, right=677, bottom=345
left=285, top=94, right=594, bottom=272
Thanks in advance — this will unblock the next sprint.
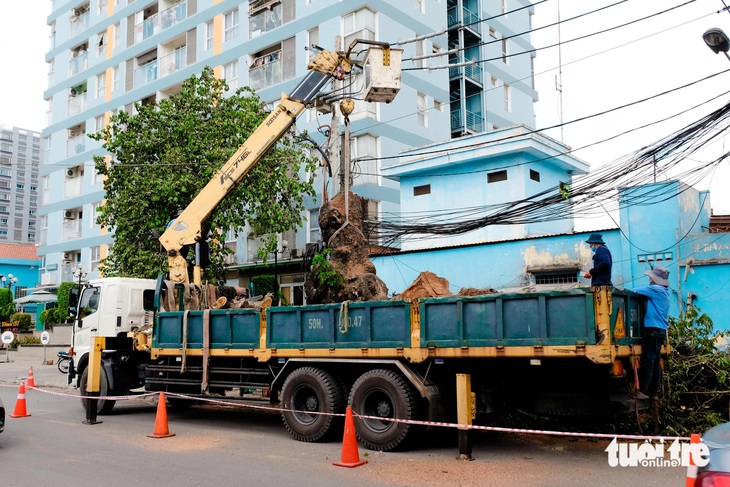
left=79, top=286, right=100, bottom=317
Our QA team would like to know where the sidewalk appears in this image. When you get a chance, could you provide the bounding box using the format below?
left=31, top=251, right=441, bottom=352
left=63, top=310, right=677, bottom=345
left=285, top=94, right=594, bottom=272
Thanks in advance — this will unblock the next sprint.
left=0, top=348, right=75, bottom=389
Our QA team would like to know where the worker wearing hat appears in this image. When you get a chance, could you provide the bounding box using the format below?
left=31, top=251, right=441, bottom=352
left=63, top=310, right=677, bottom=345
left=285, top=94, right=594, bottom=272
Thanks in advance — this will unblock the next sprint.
left=633, top=266, right=670, bottom=401
left=583, top=233, right=612, bottom=286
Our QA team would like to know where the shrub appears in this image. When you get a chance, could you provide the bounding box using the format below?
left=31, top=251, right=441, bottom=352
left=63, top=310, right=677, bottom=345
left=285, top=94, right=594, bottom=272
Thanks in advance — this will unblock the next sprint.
left=659, top=306, right=730, bottom=436
left=0, top=287, right=14, bottom=322
left=56, top=281, right=76, bottom=322
left=10, top=334, right=41, bottom=349
left=10, top=313, right=32, bottom=332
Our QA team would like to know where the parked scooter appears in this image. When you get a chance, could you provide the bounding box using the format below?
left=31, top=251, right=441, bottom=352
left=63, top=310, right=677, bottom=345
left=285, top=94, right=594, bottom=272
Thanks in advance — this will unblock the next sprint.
left=56, top=350, right=71, bottom=373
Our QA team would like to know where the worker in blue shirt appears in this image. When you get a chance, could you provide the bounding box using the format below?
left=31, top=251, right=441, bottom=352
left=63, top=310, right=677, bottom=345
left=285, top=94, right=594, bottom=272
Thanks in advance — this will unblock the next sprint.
left=583, top=234, right=613, bottom=286
left=633, top=266, right=670, bottom=401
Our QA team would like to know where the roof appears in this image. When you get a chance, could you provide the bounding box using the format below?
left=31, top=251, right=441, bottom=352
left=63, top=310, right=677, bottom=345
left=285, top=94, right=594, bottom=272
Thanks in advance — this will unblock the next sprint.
left=0, top=243, right=39, bottom=261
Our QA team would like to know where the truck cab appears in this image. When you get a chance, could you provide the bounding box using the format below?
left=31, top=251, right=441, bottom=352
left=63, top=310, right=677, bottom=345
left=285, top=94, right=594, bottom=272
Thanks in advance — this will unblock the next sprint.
left=69, top=277, right=156, bottom=391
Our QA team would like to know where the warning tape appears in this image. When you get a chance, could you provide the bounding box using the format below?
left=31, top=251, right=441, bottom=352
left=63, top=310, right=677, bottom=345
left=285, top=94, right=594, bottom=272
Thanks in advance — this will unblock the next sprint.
left=17, top=384, right=691, bottom=443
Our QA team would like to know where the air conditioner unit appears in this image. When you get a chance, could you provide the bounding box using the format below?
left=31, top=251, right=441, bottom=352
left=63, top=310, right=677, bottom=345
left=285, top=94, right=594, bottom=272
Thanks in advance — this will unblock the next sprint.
left=69, top=129, right=77, bottom=137
left=290, top=248, right=303, bottom=259
left=70, top=87, right=78, bottom=96
left=64, top=210, right=75, bottom=219
left=66, top=167, right=77, bottom=177
left=62, top=252, right=72, bottom=260
left=223, top=254, right=236, bottom=265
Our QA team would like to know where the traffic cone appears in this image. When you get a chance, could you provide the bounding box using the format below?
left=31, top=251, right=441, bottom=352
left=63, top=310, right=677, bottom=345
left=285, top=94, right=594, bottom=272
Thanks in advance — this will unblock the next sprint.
left=333, top=406, right=368, bottom=468
left=147, top=392, right=175, bottom=438
left=686, top=433, right=701, bottom=487
left=9, top=382, right=31, bottom=418
left=27, top=366, right=35, bottom=388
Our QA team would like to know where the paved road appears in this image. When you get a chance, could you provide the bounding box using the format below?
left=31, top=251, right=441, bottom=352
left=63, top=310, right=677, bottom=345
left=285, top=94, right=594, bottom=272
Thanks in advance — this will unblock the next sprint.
left=0, top=351, right=687, bottom=487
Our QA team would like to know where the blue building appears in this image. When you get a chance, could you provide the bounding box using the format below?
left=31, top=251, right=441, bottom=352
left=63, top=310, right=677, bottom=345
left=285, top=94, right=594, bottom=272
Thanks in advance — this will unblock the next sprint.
left=373, top=131, right=730, bottom=329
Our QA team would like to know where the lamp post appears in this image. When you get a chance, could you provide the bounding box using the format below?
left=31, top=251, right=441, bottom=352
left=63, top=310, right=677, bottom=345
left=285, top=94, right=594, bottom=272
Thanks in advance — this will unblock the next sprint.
left=72, top=265, right=87, bottom=335
left=1, top=273, right=18, bottom=297
left=703, top=28, right=730, bottom=60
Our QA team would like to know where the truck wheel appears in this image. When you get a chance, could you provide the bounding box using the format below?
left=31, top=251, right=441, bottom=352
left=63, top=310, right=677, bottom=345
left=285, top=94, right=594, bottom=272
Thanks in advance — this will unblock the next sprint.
left=281, top=367, right=344, bottom=442
left=348, top=369, right=419, bottom=451
left=80, top=366, right=116, bottom=415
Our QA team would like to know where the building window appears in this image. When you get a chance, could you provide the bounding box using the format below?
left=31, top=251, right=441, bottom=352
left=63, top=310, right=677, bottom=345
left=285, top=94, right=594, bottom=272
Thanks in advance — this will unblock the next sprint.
left=417, top=92, right=427, bottom=127
left=308, top=209, right=320, bottom=243
left=223, top=60, right=239, bottom=91
left=434, top=99, right=444, bottom=112
left=112, top=65, right=119, bottom=92
left=205, top=20, right=214, bottom=50
left=307, top=27, right=319, bottom=62
left=224, top=9, right=239, bottom=41
left=530, top=169, right=540, bottom=182
left=502, top=36, right=509, bottom=64
left=487, top=170, right=507, bottom=183
left=534, top=271, right=578, bottom=285
left=249, top=46, right=282, bottom=90
left=504, top=83, right=511, bottom=112
left=350, top=134, right=378, bottom=186
left=342, top=8, right=375, bottom=49
left=91, top=245, right=101, bottom=271
left=96, top=72, right=106, bottom=99
left=414, top=184, right=431, bottom=196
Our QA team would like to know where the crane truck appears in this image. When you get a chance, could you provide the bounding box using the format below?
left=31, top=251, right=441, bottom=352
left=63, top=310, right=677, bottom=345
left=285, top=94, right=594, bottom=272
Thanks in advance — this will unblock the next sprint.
left=68, top=43, right=650, bottom=452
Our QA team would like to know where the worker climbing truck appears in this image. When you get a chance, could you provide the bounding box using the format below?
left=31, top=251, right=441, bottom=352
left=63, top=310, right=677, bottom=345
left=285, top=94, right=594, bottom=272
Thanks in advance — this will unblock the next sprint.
left=68, top=43, right=649, bottom=451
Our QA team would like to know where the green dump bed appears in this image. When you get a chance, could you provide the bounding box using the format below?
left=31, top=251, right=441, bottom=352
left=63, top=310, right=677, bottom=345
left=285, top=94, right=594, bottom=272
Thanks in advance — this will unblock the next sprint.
left=153, top=288, right=644, bottom=352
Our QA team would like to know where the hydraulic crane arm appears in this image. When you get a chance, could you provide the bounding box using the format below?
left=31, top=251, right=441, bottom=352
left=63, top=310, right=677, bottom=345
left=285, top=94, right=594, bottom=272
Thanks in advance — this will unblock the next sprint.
left=159, top=49, right=350, bottom=284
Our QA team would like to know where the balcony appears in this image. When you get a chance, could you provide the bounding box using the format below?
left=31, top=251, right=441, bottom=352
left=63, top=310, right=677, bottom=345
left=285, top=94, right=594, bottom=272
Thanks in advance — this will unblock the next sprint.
left=69, top=51, right=88, bottom=76
left=70, top=11, right=90, bottom=37
left=249, top=3, right=282, bottom=38
left=159, top=47, right=186, bottom=76
left=135, top=1, right=187, bottom=43
left=66, top=134, right=86, bottom=157
left=447, top=5, right=480, bottom=36
left=449, top=62, right=482, bottom=84
left=68, top=93, right=87, bottom=116
left=135, top=60, right=158, bottom=88
left=249, top=54, right=281, bottom=91
left=451, top=108, right=483, bottom=134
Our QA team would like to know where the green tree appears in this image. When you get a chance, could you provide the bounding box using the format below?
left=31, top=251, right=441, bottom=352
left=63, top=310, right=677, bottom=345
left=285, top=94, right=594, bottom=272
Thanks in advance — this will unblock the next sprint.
left=90, top=67, right=317, bottom=281
left=0, top=288, right=14, bottom=322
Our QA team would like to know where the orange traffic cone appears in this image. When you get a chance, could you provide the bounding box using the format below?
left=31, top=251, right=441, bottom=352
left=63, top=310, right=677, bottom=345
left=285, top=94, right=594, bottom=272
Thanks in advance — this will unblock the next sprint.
left=9, top=382, right=31, bottom=418
left=333, top=406, right=368, bottom=468
left=147, top=392, right=175, bottom=438
left=686, top=433, right=701, bottom=487
left=27, top=366, right=35, bottom=388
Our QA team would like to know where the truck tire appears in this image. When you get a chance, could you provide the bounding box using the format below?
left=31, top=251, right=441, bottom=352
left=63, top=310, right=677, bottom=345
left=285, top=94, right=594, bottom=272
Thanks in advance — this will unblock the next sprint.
left=80, top=366, right=116, bottom=415
left=348, top=369, right=419, bottom=451
left=281, top=367, right=344, bottom=442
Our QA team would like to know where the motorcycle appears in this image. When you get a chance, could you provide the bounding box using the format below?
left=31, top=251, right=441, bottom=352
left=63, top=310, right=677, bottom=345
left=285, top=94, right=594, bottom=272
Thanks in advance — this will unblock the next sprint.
left=56, top=350, right=71, bottom=373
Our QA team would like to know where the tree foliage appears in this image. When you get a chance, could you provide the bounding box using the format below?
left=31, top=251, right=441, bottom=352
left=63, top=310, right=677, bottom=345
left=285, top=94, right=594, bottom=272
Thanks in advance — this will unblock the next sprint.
left=659, top=306, right=730, bottom=436
left=90, top=67, right=317, bottom=281
left=0, top=288, right=15, bottom=322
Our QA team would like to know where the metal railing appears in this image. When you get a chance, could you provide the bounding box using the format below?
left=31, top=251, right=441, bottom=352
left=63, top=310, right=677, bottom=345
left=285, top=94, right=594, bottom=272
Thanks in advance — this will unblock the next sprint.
left=447, top=5, right=480, bottom=35
left=66, top=134, right=86, bottom=157
left=134, top=60, right=158, bottom=88
left=451, top=108, right=484, bottom=133
left=249, top=3, right=282, bottom=38
left=70, top=11, right=90, bottom=37
left=69, top=51, right=88, bottom=76
left=68, top=93, right=87, bottom=116
left=159, top=47, right=186, bottom=76
left=249, top=56, right=282, bottom=90
left=135, top=1, right=187, bottom=42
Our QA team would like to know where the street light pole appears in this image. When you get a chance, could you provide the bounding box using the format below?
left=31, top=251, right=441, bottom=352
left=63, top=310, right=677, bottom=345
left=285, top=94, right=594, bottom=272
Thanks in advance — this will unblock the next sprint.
left=703, top=28, right=730, bottom=60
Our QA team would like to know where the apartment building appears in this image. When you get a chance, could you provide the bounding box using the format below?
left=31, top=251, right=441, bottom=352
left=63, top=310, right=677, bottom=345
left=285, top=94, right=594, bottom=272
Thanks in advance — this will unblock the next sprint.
left=40, top=0, right=537, bottom=298
left=0, top=125, right=41, bottom=244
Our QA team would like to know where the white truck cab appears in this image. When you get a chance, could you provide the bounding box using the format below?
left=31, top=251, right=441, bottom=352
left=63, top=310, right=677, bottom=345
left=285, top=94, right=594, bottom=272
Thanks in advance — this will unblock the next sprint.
left=69, top=277, right=156, bottom=386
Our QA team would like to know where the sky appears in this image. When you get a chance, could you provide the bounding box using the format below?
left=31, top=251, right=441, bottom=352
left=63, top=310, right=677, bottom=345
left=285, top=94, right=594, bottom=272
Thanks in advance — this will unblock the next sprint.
left=2, top=0, right=730, bottom=222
